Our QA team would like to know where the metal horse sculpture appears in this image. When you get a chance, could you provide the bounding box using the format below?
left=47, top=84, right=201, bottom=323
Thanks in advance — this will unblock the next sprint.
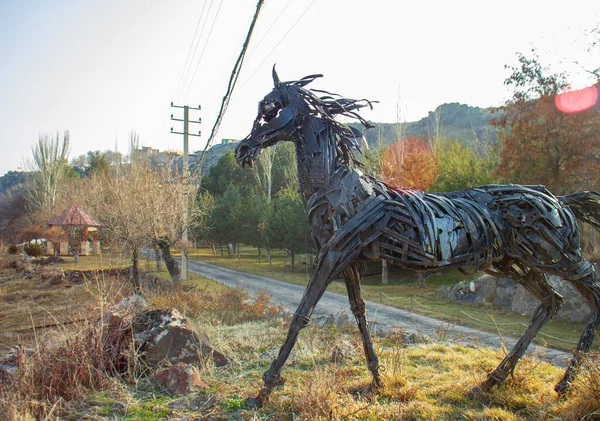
left=235, top=68, right=600, bottom=407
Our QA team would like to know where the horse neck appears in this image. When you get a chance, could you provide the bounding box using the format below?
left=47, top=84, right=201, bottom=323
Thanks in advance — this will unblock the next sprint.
left=293, top=115, right=349, bottom=200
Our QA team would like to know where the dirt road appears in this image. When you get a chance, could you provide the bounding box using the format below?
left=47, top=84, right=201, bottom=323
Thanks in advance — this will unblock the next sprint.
left=186, top=259, right=571, bottom=366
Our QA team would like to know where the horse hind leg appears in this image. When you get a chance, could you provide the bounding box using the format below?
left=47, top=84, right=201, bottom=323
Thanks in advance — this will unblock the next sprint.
left=554, top=262, right=600, bottom=394
left=343, top=263, right=382, bottom=390
left=472, top=265, right=562, bottom=394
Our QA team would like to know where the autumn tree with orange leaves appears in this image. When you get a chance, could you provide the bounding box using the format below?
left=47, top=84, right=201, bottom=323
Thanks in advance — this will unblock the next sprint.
left=493, top=51, right=600, bottom=194
left=380, top=137, right=438, bottom=191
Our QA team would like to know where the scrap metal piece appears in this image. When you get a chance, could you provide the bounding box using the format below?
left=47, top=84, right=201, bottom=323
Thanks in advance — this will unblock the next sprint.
left=235, top=67, right=600, bottom=407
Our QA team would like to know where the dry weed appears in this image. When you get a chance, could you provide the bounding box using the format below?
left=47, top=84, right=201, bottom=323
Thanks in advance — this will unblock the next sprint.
left=0, top=268, right=137, bottom=421
left=555, top=351, right=600, bottom=420
left=147, top=287, right=283, bottom=325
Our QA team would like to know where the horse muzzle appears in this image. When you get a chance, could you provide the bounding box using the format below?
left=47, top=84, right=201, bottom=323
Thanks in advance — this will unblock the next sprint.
left=235, top=140, right=259, bottom=168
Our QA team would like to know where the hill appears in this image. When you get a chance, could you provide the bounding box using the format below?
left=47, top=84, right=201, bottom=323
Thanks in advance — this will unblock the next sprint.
left=192, top=141, right=238, bottom=176
left=351, top=102, right=499, bottom=150
left=0, top=171, right=26, bottom=194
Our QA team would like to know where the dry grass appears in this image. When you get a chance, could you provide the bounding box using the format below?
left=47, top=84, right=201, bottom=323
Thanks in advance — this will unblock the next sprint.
left=554, top=351, right=600, bottom=420
left=147, top=288, right=284, bottom=325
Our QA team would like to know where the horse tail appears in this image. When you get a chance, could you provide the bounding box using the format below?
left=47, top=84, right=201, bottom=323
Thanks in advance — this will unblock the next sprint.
left=560, top=191, right=600, bottom=230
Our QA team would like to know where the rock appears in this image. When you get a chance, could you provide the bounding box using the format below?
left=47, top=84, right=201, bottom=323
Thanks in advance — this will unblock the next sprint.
left=152, top=363, right=208, bottom=394
left=330, top=340, right=356, bottom=363
left=473, top=276, right=498, bottom=304
left=511, top=285, right=538, bottom=316
left=440, top=274, right=592, bottom=323
left=112, top=294, right=148, bottom=317
left=549, top=276, right=591, bottom=323
left=492, top=278, right=517, bottom=308
left=133, top=308, right=229, bottom=367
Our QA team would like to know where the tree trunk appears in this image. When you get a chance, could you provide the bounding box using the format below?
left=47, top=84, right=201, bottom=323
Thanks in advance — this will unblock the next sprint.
left=130, top=246, right=140, bottom=292
left=266, top=244, right=272, bottom=267
left=153, top=243, right=162, bottom=270
left=419, top=271, right=425, bottom=289
left=382, top=259, right=388, bottom=285
left=212, top=242, right=216, bottom=256
left=290, top=249, right=295, bottom=271
left=258, top=245, right=262, bottom=263
left=219, top=243, right=224, bottom=257
left=158, top=238, right=181, bottom=287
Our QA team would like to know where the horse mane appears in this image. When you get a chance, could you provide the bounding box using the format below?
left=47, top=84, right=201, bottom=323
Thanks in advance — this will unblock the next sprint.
left=278, top=74, right=376, bottom=167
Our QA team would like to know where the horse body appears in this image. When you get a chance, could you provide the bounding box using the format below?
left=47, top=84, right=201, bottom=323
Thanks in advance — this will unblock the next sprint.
left=235, top=67, right=600, bottom=407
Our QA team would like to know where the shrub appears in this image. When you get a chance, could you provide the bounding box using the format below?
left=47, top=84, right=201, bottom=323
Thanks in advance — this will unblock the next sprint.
left=23, top=243, right=42, bottom=257
left=7, top=245, right=18, bottom=254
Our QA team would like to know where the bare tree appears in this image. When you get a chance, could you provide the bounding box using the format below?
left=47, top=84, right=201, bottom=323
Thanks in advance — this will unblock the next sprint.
left=252, top=145, right=277, bottom=262
left=25, top=131, right=71, bottom=212
left=85, top=160, right=212, bottom=288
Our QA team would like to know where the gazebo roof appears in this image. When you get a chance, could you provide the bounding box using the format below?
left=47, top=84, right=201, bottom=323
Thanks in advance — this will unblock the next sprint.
left=47, top=204, right=101, bottom=227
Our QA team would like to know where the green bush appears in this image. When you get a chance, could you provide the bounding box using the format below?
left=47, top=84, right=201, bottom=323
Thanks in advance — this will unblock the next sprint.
left=24, top=243, right=43, bottom=257
left=7, top=244, right=18, bottom=254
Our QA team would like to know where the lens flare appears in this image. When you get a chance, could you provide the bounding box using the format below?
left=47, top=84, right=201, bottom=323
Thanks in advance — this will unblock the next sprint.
left=555, top=85, right=598, bottom=114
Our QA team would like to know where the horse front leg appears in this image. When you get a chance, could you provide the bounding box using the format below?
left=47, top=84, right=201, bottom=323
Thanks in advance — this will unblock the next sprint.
left=248, top=247, right=346, bottom=408
left=343, top=263, right=382, bottom=390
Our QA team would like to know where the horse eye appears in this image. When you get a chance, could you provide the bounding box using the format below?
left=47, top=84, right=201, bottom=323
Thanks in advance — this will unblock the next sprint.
left=261, top=101, right=281, bottom=122
left=262, top=101, right=277, bottom=114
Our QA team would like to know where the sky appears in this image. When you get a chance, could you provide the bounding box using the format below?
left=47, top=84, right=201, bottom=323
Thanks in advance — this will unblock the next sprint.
left=0, top=0, right=599, bottom=176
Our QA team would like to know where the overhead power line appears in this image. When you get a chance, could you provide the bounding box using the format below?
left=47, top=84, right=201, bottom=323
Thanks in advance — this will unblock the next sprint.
left=173, top=0, right=210, bottom=101
left=244, top=0, right=294, bottom=62
left=194, top=0, right=266, bottom=172
left=184, top=0, right=226, bottom=100
left=240, top=0, right=317, bottom=90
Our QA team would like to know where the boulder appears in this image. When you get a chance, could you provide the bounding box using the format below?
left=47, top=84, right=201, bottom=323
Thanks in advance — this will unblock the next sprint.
left=132, top=308, right=229, bottom=367
left=511, top=275, right=591, bottom=323
left=152, top=363, right=208, bottom=394
left=439, top=274, right=592, bottom=323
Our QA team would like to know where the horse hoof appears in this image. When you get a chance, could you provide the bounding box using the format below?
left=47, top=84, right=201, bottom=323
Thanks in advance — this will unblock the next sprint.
left=466, top=383, right=488, bottom=398
left=349, top=381, right=381, bottom=397
left=246, top=396, right=262, bottom=409
left=554, top=381, right=570, bottom=396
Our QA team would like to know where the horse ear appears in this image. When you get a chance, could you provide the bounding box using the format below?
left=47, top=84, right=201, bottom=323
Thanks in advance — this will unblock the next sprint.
left=272, top=64, right=280, bottom=86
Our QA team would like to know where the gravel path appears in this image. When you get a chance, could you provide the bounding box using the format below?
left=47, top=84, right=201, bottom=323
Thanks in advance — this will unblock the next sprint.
left=186, top=259, right=572, bottom=367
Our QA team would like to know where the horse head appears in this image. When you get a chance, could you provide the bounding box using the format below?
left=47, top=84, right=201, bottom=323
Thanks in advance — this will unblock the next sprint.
left=235, top=66, right=322, bottom=168
left=235, top=66, right=375, bottom=168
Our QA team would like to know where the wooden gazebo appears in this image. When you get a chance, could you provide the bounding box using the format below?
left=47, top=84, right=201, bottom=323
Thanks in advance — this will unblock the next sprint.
left=46, top=204, right=102, bottom=256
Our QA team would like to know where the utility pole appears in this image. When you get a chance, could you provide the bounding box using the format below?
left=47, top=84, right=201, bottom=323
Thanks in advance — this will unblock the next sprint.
left=170, top=103, right=201, bottom=283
